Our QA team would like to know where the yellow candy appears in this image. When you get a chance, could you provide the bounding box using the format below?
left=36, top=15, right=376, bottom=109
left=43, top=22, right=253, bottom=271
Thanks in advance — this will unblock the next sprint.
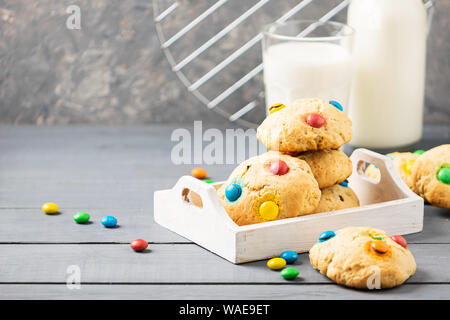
left=42, top=202, right=59, bottom=214
left=402, top=160, right=416, bottom=175
left=269, top=103, right=286, bottom=114
left=259, top=201, right=279, bottom=221
left=267, top=257, right=286, bottom=270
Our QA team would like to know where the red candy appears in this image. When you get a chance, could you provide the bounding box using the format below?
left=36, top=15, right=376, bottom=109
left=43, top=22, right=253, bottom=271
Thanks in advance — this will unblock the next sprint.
left=306, top=113, right=326, bottom=128
left=269, top=160, right=289, bottom=175
left=391, top=235, right=407, bottom=248
left=130, top=239, right=148, bottom=252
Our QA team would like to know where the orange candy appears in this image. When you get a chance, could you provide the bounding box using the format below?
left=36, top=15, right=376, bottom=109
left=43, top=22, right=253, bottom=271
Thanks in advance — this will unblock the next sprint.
left=371, top=240, right=389, bottom=254
left=191, top=168, right=208, bottom=179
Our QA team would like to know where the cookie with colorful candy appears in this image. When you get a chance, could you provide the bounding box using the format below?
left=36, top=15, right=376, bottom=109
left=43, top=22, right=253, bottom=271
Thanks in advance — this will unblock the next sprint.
left=309, top=226, right=416, bottom=289
left=217, top=151, right=321, bottom=226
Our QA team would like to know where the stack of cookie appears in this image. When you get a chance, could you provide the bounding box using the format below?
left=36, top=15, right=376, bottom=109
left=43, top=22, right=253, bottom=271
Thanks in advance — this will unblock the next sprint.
left=365, top=144, right=450, bottom=209
left=217, top=98, right=360, bottom=226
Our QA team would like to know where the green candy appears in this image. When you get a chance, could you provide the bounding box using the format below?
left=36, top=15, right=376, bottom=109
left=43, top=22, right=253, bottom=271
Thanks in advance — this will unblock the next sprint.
left=280, top=267, right=299, bottom=280
left=73, top=211, right=90, bottom=224
left=203, top=179, right=214, bottom=184
left=437, top=166, right=450, bottom=185
left=414, top=150, right=425, bottom=155
left=371, top=235, right=385, bottom=241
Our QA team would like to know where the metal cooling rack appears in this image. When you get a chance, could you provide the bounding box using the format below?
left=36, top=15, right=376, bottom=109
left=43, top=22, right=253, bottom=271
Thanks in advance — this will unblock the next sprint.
left=153, top=0, right=432, bottom=127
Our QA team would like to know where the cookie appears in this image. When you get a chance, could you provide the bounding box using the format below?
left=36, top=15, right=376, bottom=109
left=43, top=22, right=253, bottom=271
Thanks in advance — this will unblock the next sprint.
left=313, top=184, right=359, bottom=213
left=309, top=226, right=416, bottom=289
left=217, top=152, right=321, bottom=226
left=257, top=98, right=353, bottom=152
left=365, top=152, right=419, bottom=189
left=411, top=144, right=450, bottom=209
left=296, top=149, right=352, bottom=189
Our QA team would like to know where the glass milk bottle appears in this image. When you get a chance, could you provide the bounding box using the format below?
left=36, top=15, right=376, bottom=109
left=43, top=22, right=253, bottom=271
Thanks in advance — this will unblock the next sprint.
left=347, top=0, right=430, bottom=148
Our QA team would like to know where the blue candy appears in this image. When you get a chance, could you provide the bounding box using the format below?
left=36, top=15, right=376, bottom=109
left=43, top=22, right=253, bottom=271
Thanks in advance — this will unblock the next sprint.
left=225, top=184, right=242, bottom=202
left=329, top=100, right=343, bottom=111
left=101, top=216, right=117, bottom=228
left=280, top=250, right=298, bottom=264
left=339, top=179, right=348, bottom=187
left=318, top=230, right=336, bottom=242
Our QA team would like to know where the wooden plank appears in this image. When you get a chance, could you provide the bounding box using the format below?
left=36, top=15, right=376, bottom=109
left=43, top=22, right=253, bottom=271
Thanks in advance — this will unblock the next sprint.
left=0, top=244, right=448, bottom=284
left=0, top=283, right=448, bottom=300
left=0, top=204, right=446, bottom=243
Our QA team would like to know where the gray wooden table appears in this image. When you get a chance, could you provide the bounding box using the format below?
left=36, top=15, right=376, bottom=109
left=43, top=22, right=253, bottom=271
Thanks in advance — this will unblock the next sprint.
left=0, top=125, right=449, bottom=300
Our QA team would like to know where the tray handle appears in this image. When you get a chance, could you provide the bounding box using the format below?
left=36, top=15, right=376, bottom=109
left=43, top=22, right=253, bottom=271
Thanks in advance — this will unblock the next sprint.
left=172, top=176, right=239, bottom=228
left=349, top=148, right=419, bottom=203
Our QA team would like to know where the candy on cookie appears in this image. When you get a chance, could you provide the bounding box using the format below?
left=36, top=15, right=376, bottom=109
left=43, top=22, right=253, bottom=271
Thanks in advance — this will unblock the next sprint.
left=313, top=184, right=360, bottom=213
left=295, top=149, right=352, bottom=189
left=217, top=152, right=321, bottom=226
left=309, top=226, right=416, bottom=289
left=256, top=98, right=352, bottom=152
left=411, top=144, right=450, bottom=209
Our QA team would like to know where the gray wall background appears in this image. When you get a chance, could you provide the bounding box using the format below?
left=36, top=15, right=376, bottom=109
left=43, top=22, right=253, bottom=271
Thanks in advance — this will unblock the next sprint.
left=0, top=0, right=449, bottom=126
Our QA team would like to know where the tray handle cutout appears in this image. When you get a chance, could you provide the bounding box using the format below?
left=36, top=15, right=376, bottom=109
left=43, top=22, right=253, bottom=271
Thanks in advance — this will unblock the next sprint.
left=172, top=176, right=239, bottom=228
left=349, top=148, right=419, bottom=205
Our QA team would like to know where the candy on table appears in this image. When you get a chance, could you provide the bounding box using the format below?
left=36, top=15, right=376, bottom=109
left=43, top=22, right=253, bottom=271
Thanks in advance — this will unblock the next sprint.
left=101, top=216, right=118, bottom=228
left=267, top=257, right=286, bottom=270
left=318, top=230, right=336, bottom=242
left=391, top=235, right=407, bottom=248
left=267, top=160, right=289, bottom=176
left=225, top=184, right=242, bottom=202
left=280, top=267, right=299, bottom=280
left=191, top=168, right=208, bottom=179
left=259, top=201, right=279, bottom=221
left=42, top=202, right=59, bottom=214
left=280, top=250, right=298, bottom=264
left=203, top=179, right=214, bottom=184
left=305, top=113, right=326, bottom=128
left=413, top=149, right=425, bottom=155
left=73, top=211, right=90, bottom=224
left=130, top=239, right=148, bottom=252
left=371, top=240, right=390, bottom=254
left=268, top=103, right=286, bottom=114
left=329, top=100, right=343, bottom=111
left=437, top=166, right=450, bottom=184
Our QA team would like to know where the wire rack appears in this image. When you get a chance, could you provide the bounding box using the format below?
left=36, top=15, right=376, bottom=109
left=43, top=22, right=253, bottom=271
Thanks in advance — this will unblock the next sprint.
left=153, top=0, right=432, bottom=127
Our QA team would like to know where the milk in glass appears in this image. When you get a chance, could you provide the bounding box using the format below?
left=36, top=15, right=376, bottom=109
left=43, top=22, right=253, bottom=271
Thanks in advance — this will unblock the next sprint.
left=263, top=42, right=353, bottom=112
left=347, top=0, right=428, bottom=148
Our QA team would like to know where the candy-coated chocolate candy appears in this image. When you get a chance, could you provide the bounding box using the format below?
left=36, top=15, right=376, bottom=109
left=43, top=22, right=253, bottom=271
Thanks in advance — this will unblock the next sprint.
left=203, top=179, right=214, bottom=183
left=269, top=160, right=289, bottom=176
left=402, top=160, right=415, bottom=175
left=339, top=179, right=348, bottom=187
left=73, top=211, right=90, bottom=224
left=371, top=240, right=389, bottom=254
left=391, top=235, right=407, bottom=248
left=130, top=239, right=148, bottom=252
left=305, top=113, right=326, bottom=128
left=269, top=103, right=286, bottom=114
left=191, top=168, right=208, bottom=179
left=318, top=230, right=335, bottom=242
left=225, top=184, right=242, bottom=202
left=101, top=216, right=117, bottom=228
left=280, top=250, right=298, bottom=264
left=329, top=100, right=343, bottom=111
left=42, top=202, right=59, bottom=214
left=437, top=166, right=450, bottom=184
left=259, top=201, right=279, bottom=221
left=280, top=267, right=299, bottom=280
left=413, top=150, right=425, bottom=155
left=267, top=257, right=286, bottom=270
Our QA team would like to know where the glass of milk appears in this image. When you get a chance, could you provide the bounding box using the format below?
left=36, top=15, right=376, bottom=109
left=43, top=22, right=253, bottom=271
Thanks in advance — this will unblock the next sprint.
left=262, top=20, right=354, bottom=113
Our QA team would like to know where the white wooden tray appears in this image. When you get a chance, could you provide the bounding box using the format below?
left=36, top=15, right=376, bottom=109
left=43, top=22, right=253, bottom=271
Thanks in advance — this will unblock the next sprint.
left=154, top=148, right=424, bottom=264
